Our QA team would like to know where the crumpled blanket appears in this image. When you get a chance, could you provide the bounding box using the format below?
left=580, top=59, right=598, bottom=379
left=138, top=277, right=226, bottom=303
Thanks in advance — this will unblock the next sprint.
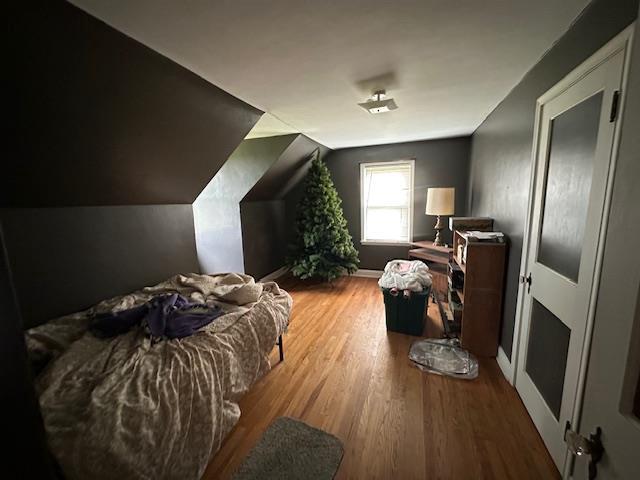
left=378, top=259, right=432, bottom=292
left=175, top=272, right=264, bottom=305
left=25, top=273, right=292, bottom=480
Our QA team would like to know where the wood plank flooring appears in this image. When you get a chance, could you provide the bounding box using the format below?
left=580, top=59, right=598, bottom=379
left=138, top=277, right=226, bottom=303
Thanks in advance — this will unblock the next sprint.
left=203, top=275, right=558, bottom=479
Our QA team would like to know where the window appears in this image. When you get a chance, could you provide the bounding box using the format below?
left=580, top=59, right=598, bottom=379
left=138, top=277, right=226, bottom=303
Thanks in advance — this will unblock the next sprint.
left=360, top=160, right=414, bottom=244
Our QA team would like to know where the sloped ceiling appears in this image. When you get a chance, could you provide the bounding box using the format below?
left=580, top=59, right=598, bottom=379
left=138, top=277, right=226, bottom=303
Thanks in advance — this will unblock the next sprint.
left=244, top=113, right=299, bottom=139
left=242, top=135, right=330, bottom=202
left=196, top=135, right=298, bottom=204
left=69, top=0, right=590, bottom=148
left=5, top=0, right=261, bottom=207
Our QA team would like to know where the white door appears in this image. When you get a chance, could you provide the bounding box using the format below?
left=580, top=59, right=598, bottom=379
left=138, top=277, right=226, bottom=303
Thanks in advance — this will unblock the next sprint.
left=572, top=17, right=640, bottom=480
left=515, top=31, right=632, bottom=475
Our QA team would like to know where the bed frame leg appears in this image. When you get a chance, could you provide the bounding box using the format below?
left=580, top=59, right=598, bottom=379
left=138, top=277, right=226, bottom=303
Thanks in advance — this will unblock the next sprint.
left=277, top=335, right=284, bottom=362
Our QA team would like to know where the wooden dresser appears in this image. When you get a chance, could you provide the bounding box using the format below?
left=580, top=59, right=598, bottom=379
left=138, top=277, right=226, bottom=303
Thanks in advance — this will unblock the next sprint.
left=448, top=231, right=507, bottom=357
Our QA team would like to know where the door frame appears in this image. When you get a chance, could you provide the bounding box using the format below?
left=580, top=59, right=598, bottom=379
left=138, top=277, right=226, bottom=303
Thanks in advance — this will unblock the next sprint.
left=508, top=22, right=636, bottom=475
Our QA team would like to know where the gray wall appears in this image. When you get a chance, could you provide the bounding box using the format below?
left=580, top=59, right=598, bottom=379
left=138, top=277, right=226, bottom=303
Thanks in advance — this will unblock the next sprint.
left=323, top=137, right=471, bottom=270
left=240, top=201, right=287, bottom=280
left=194, top=136, right=297, bottom=274
left=0, top=206, right=199, bottom=328
left=241, top=135, right=330, bottom=280
left=7, top=0, right=260, bottom=207
left=6, top=0, right=262, bottom=327
left=468, top=0, right=639, bottom=359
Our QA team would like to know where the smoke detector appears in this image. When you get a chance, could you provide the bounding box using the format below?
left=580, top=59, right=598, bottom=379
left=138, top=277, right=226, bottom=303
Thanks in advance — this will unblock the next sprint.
left=358, top=90, right=398, bottom=114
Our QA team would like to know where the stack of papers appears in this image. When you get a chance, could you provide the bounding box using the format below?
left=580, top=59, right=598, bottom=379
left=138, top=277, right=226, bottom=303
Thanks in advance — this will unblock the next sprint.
left=466, top=231, right=505, bottom=242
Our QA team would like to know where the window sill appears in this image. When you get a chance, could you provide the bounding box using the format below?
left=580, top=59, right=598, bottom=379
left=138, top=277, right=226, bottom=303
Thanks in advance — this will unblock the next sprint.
left=360, top=240, right=412, bottom=247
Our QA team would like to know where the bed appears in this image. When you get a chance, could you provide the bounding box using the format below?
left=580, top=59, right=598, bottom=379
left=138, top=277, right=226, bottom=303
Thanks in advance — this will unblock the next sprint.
left=25, top=273, right=292, bottom=480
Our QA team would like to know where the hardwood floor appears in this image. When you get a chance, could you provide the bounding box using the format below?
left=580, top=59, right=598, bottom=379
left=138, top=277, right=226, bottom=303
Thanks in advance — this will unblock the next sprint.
left=204, top=275, right=558, bottom=479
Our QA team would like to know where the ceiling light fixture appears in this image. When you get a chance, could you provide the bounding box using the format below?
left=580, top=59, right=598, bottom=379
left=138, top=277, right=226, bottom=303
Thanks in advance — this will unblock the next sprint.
left=358, top=89, right=398, bottom=114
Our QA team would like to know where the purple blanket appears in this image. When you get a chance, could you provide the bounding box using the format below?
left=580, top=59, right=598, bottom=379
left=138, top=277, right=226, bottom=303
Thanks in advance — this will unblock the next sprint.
left=90, top=293, right=224, bottom=339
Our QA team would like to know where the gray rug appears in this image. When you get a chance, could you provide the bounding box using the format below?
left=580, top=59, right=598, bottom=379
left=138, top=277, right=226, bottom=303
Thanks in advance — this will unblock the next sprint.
left=231, top=417, right=344, bottom=480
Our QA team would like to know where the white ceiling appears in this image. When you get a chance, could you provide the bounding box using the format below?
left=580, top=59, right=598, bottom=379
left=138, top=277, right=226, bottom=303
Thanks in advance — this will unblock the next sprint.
left=70, top=0, right=589, bottom=149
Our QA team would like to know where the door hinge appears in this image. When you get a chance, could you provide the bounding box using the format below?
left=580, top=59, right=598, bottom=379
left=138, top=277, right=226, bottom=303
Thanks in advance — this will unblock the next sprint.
left=564, top=421, right=604, bottom=480
left=609, top=90, right=620, bottom=123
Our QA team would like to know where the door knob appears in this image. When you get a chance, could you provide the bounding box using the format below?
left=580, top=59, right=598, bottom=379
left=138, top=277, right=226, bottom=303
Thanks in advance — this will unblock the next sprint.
left=564, top=422, right=604, bottom=479
left=519, top=273, right=532, bottom=293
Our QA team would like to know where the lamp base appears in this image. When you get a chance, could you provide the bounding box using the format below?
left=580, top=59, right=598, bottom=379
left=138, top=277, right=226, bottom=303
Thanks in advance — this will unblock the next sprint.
left=433, top=215, right=445, bottom=247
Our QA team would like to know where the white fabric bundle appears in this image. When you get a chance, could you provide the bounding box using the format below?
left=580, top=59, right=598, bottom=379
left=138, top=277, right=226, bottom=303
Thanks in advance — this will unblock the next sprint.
left=378, top=259, right=432, bottom=292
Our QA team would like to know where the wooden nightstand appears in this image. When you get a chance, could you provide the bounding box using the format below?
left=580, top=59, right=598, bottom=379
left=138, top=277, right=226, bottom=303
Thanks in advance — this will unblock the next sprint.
left=408, top=240, right=452, bottom=301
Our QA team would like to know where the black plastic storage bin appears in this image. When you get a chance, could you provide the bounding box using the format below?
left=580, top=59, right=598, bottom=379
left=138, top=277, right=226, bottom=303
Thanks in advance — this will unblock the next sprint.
left=382, top=287, right=431, bottom=336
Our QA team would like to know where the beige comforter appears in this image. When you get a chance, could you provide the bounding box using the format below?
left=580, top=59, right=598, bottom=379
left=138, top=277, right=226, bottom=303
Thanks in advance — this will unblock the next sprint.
left=26, top=273, right=291, bottom=480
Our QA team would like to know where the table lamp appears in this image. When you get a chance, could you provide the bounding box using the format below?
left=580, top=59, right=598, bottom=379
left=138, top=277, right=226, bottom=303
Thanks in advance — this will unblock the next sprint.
left=426, top=187, right=455, bottom=246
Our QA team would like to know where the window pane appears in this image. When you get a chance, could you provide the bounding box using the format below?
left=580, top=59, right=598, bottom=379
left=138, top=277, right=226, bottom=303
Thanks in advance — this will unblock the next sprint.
left=537, top=92, right=602, bottom=282
left=365, top=170, right=411, bottom=207
left=365, top=208, right=408, bottom=241
left=361, top=162, right=413, bottom=242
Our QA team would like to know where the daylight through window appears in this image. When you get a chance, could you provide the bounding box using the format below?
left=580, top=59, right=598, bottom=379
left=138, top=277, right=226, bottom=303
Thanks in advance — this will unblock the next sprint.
left=360, top=161, right=414, bottom=243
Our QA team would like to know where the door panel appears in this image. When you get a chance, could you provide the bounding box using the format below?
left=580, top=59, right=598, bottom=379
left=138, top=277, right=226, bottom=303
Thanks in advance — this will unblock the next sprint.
left=537, top=92, right=602, bottom=283
left=525, top=299, right=571, bottom=420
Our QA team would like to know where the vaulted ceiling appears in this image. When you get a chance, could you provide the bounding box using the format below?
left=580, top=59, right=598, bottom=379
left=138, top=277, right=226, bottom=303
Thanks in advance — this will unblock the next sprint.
left=70, top=0, right=590, bottom=148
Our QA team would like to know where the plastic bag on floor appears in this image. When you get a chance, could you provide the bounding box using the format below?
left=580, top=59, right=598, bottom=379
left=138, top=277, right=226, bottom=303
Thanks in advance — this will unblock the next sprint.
left=408, top=338, right=478, bottom=380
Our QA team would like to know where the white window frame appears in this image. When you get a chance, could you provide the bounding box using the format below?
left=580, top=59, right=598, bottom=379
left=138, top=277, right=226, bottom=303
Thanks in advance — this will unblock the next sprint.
left=360, top=159, right=415, bottom=246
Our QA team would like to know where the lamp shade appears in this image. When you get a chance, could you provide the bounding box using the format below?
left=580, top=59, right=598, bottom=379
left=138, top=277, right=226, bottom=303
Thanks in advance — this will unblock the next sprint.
left=425, top=187, right=455, bottom=215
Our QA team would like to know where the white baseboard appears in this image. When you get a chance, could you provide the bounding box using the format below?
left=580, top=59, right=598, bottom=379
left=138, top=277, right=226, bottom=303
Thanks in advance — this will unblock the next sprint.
left=260, top=267, right=382, bottom=282
left=259, top=266, right=289, bottom=283
left=496, top=345, right=514, bottom=385
left=351, top=269, right=383, bottom=278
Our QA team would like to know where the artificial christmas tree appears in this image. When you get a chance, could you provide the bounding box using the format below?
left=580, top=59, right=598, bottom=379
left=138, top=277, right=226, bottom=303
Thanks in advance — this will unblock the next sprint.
left=288, top=150, right=359, bottom=281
